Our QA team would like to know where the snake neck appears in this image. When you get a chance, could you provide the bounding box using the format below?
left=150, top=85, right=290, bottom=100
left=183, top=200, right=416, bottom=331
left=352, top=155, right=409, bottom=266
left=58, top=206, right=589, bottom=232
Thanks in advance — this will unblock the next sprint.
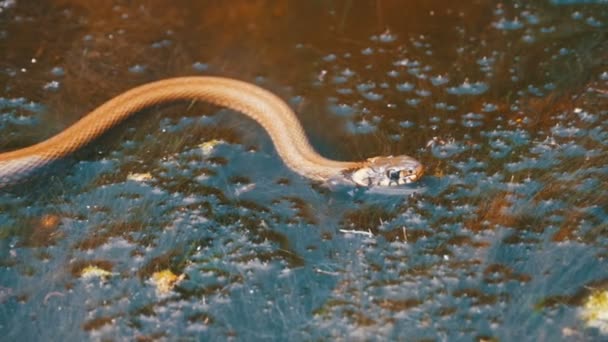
left=0, top=77, right=363, bottom=185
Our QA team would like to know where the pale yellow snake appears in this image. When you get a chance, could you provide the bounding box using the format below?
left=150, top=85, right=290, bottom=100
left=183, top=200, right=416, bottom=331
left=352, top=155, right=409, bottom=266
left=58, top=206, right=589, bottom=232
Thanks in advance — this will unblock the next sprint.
left=0, top=77, right=423, bottom=189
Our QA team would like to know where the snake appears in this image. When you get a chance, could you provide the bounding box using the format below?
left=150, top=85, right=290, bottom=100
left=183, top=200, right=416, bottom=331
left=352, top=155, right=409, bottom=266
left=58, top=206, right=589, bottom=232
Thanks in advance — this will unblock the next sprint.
left=0, top=77, right=424, bottom=190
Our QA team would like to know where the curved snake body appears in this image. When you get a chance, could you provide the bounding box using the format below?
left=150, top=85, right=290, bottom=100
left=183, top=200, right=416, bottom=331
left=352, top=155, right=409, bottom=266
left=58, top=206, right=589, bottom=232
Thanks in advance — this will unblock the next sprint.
left=0, top=77, right=423, bottom=189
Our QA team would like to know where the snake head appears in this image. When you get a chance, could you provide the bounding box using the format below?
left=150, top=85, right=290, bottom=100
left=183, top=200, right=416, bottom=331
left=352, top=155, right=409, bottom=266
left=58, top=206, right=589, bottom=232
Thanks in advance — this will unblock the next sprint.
left=350, top=155, right=424, bottom=187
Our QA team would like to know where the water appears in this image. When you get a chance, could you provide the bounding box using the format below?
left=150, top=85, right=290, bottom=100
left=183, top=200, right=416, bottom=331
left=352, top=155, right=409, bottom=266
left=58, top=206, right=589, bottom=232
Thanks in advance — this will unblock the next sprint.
left=0, top=1, right=607, bottom=340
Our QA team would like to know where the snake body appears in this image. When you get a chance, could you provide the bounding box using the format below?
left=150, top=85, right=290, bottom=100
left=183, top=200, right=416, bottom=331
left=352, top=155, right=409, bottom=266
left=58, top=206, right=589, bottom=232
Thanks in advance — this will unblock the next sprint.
left=0, top=77, right=423, bottom=189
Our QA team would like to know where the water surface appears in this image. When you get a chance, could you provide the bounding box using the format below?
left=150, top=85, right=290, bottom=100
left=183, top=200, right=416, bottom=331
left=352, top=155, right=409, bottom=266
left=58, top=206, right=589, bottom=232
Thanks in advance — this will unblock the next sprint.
left=1, top=1, right=607, bottom=340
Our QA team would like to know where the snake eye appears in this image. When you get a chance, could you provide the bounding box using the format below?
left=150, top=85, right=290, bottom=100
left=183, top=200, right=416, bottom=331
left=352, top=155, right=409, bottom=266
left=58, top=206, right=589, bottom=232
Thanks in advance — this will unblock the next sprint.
left=407, top=168, right=414, bottom=174
left=387, top=169, right=401, bottom=181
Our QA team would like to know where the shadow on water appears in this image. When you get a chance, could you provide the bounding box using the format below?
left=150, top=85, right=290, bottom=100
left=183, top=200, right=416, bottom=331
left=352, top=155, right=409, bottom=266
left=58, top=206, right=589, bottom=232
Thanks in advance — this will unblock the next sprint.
left=1, top=0, right=608, bottom=340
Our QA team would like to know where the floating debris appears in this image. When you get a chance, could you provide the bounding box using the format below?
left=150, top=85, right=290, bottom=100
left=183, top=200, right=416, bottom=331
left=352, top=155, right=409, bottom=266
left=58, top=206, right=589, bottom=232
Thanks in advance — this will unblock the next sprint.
left=81, top=265, right=114, bottom=280
left=151, top=269, right=185, bottom=295
left=198, top=139, right=223, bottom=155
left=339, top=229, right=374, bottom=237
left=579, top=290, right=608, bottom=334
left=127, top=172, right=153, bottom=182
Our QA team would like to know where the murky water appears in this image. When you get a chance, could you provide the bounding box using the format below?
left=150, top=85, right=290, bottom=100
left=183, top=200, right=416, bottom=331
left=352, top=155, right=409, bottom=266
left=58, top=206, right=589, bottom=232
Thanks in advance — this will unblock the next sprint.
left=1, top=1, right=607, bottom=340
